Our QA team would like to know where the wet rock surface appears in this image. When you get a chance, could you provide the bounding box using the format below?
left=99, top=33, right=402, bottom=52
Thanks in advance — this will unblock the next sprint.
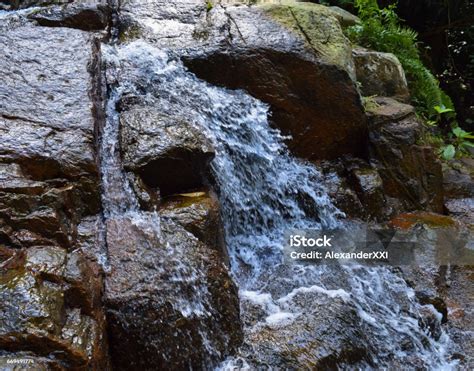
left=0, top=12, right=107, bottom=369
left=0, top=247, right=108, bottom=370
left=120, top=106, right=215, bottom=196
left=104, top=217, right=241, bottom=370
left=443, top=158, right=474, bottom=225
left=1, top=0, right=472, bottom=369
left=389, top=212, right=474, bottom=368
left=119, top=0, right=367, bottom=161
left=239, top=294, right=372, bottom=369
left=160, top=190, right=226, bottom=254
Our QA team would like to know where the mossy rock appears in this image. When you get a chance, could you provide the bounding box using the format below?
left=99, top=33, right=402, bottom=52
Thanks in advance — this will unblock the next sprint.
left=262, top=1, right=356, bottom=79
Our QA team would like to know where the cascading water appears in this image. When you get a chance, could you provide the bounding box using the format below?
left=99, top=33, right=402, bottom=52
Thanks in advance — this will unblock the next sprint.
left=103, top=38, right=457, bottom=369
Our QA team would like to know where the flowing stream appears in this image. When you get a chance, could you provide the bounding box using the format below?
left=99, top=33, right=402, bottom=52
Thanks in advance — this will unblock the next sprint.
left=102, top=39, right=457, bottom=369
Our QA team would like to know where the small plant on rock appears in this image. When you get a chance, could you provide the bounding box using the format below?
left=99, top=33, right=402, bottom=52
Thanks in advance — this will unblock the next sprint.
left=440, top=127, right=474, bottom=160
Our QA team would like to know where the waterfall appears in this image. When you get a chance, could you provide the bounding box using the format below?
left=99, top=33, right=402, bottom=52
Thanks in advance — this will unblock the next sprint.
left=103, top=39, right=457, bottom=369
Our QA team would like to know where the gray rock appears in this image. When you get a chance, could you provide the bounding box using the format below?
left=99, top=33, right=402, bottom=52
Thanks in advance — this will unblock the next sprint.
left=238, top=291, right=372, bottom=368
left=443, top=159, right=474, bottom=199
left=353, top=48, right=410, bottom=102
left=445, top=198, right=474, bottom=225
left=0, top=23, right=102, bottom=180
left=28, top=2, right=111, bottom=31
left=351, top=168, right=387, bottom=220
left=0, top=22, right=104, bottom=248
left=120, top=106, right=215, bottom=196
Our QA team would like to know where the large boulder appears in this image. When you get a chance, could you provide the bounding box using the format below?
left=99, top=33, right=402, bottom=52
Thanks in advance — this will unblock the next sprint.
left=120, top=106, right=215, bottom=196
left=118, top=0, right=367, bottom=161
left=104, top=216, right=242, bottom=370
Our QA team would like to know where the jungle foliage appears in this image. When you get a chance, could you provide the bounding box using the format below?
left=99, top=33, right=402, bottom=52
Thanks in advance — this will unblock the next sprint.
left=346, top=0, right=454, bottom=118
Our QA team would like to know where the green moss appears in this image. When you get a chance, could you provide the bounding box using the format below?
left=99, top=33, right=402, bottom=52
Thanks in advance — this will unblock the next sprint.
left=263, top=2, right=354, bottom=76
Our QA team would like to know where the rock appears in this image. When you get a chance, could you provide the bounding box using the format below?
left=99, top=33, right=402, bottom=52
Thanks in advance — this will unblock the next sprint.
left=321, top=166, right=366, bottom=219
left=0, top=247, right=108, bottom=370
left=0, top=0, right=68, bottom=10
left=28, top=2, right=111, bottom=31
left=353, top=48, right=410, bottom=102
left=442, top=159, right=473, bottom=225
left=238, top=290, right=372, bottom=368
left=104, top=216, right=242, bottom=370
left=320, top=157, right=394, bottom=221
left=0, top=20, right=108, bottom=369
left=76, top=215, right=107, bottom=270
left=350, top=168, right=387, bottom=220
left=415, top=291, right=448, bottom=323
left=389, top=212, right=474, bottom=368
left=445, top=198, right=474, bottom=225
left=120, top=107, right=215, bottom=196
left=125, top=172, right=160, bottom=211
left=119, top=0, right=367, bottom=160
left=367, top=97, right=444, bottom=213
left=443, top=160, right=474, bottom=199
left=0, top=23, right=103, bottom=212
left=160, top=190, right=225, bottom=254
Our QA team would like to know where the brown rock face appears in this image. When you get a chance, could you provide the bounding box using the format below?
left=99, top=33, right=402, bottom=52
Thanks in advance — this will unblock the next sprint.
left=119, top=0, right=368, bottom=161
left=104, top=217, right=242, bottom=370
left=0, top=19, right=107, bottom=369
left=367, top=97, right=444, bottom=213
left=0, top=247, right=108, bottom=370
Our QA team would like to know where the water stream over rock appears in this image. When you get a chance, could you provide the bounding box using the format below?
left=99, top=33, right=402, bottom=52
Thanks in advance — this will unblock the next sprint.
left=102, top=39, right=457, bottom=369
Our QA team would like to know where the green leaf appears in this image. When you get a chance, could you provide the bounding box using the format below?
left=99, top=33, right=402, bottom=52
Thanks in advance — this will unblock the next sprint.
left=461, top=141, right=474, bottom=148
left=442, top=145, right=456, bottom=160
left=453, top=127, right=474, bottom=139
left=434, top=105, right=454, bottom=115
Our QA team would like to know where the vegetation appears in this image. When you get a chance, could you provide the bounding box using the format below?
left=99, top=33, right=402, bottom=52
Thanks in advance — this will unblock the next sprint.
left=346, top=0, right=453, bottom=118
left=342, top=0, right=474, bottom=159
